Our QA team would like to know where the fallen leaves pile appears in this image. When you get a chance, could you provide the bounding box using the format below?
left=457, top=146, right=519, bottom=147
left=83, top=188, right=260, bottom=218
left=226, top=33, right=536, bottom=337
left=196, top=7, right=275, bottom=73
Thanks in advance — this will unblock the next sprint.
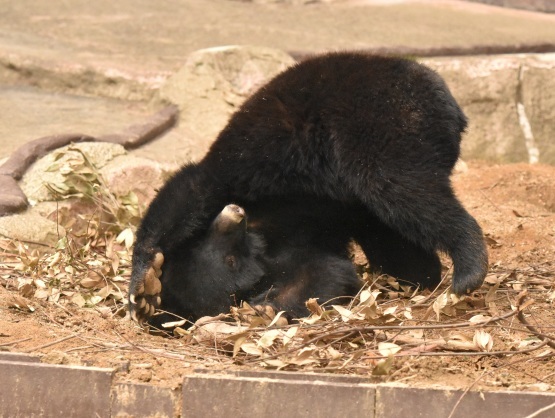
left=177, top=271, right=554, bottom=376
left=1, top=146, right=137, bottom=317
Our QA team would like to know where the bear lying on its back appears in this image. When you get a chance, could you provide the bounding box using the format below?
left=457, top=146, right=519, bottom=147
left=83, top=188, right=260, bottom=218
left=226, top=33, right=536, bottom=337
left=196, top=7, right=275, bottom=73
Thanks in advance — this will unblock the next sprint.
left=150, top=199, right=363, bottom=327
left=129, top=52, right=488, bottom=324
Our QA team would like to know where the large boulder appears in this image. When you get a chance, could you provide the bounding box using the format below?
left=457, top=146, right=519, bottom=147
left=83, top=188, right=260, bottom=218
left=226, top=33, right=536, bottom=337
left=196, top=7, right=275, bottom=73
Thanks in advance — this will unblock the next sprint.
left=159, top=45, right=295, bottom=145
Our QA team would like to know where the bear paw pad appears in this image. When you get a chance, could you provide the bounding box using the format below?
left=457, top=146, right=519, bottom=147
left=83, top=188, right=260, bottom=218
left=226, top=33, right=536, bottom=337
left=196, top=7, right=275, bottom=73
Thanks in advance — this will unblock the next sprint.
left=129, top=252, right=164, bottom=324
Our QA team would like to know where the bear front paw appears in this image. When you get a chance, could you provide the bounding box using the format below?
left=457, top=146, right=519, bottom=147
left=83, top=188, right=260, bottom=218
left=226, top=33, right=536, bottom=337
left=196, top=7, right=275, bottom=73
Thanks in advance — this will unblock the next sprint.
left=129, top=252, right=164, bottom=324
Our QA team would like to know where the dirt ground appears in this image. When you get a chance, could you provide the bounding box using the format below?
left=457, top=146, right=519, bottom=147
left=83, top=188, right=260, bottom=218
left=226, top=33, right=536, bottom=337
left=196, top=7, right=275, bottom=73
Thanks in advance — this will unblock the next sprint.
left=1, top=161, right=554, bottom=392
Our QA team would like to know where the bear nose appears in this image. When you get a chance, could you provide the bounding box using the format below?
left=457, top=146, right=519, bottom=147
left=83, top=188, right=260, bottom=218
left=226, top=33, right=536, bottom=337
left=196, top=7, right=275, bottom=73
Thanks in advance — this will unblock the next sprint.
left=222, top=204, right=245, bottom=223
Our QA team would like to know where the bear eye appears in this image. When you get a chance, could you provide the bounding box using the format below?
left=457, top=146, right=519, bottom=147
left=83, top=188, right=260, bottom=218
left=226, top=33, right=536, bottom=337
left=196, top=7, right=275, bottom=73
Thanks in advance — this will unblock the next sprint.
left=225, top=255, right=237, bottom=270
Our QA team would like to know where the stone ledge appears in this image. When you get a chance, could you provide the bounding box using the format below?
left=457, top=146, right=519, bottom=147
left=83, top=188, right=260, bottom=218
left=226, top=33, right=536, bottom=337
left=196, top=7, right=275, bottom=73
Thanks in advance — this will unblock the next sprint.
left=112, top=383, right=180, bottom=418
left=183, top=372, right=376, bottom=417
left=0, top=351, right=40, bottom=363
left=0, top=360, right=113, bottom=417
left=1, top=359, right=554, bottom=417
left=377, top=385, right=555, bottom=418
left=423, top=53, right=555, bottom=165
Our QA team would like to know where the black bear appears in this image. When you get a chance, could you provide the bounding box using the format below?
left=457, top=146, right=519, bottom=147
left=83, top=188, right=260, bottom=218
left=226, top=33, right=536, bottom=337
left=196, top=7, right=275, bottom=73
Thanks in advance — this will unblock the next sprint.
left=148, top=198, right=363, bottom=327
left=129, top=51, right=488, bottom=323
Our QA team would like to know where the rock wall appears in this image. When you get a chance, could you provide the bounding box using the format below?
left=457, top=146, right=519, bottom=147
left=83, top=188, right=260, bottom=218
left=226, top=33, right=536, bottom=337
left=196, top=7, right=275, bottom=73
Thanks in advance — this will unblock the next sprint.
left=417, top=54, right=554, bottom=165
left=161, top=48, right=555, bottom=165
left=464, top=0, right=555, bottom=13
left=159, top=45, right=295, bottom=142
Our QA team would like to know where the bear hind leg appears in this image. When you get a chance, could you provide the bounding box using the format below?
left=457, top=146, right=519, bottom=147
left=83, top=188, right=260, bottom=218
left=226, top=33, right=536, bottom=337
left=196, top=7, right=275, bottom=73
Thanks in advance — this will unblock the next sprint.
left=338, top=159, right=488, bottom=295
left=353, top=215, right=443, bottom=290
left=366, top=187, right=488, bottom=295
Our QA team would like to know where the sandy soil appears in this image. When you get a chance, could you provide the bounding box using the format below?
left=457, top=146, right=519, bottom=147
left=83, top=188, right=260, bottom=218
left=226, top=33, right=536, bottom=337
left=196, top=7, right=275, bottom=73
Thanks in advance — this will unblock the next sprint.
left=1, top=161, right=554, bottom=392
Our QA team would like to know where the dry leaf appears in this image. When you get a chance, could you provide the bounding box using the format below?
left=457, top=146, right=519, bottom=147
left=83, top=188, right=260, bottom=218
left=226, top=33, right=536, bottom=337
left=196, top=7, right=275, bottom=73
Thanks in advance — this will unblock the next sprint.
left=257, top=329, right=281, bottom=349
left=473, top=330, right=494, bottom=351
left=95, top=285, right=112, bottom=299
left=71, top=293, right=86, bottom=307
left=88, top=295, right=103, bottom=306
left=410, top=295, right=427, bottom=304
left=383, top=306, right=398, bottom=316
left=232, top=334, right=248, bottom=358
left=289, top=347, right=318, bottom=366
left=116, top=228, right=135, bottom=249
left=327, top=346, right=342, bottom=360
left=468, top=314, right=492, bottom=324
left=432, top=293, right=449, bottom=320
left=378, top=342, right=401, bottom=357
left=299, top=314, right=322, bottom=325
left=194, top=321, right=246, bottom=344
left=19, top=283, right=34, bottom=298
left=305, top=298, right=324, bottom=316
left=262, top=359, right=288, bottom=368
left=282, top=326, right=298, bottom=346
left=517, top=337, right=542, bottom=349
left=240, top=342, right=264, bottom=356
left=161, top=319, right=187, bottom=328
left=359, top=289, right=380, bottom=306
left=333, top=305, right=363, bottom=322
left=33, top=279, right=47, bottom=289
left=34, top=288, right=51, bottom=300
left=7, top=295, right=35, bottom=312
left=81, top=272, right=104, bottom=289
left=173, top=327, right=189, bottom=337
left=372, top=356, right=394, bottom=376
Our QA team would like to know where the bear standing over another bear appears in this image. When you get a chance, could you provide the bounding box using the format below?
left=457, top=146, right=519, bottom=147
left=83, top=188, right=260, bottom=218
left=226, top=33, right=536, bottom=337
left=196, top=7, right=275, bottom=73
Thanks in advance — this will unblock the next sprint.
left=129, top=51, right=489, bottom=324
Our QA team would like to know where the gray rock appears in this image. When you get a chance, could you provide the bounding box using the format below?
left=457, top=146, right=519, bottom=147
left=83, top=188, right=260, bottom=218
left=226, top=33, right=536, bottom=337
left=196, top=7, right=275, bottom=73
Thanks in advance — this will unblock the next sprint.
left=424, top=54, right=555, bottom=165
left=424, top=56, right=526, bottom=163
left=465, top=0, right=555, bottom=13
left=20, top=142, right=126, bottom=204
left=16, top=141, right=174, bottom=215
left=0, top=210, right=66, bottom=246
left=520, top=55, right=555, bottom=165
left=101, top=155, right=177, bottom=206
left=159, top=45, right=295, bottom=143
left=1, top=142, right=175, bottom=244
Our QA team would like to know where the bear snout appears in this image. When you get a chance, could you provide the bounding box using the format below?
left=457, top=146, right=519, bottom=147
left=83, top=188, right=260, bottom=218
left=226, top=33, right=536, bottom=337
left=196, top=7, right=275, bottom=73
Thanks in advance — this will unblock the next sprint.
left=222, top=204, right=245, bottom=223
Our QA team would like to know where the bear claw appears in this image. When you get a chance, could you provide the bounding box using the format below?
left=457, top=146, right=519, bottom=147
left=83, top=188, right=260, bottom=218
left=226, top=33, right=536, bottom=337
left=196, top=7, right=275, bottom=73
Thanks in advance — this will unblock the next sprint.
left=129, top=251, right=164, bottom=324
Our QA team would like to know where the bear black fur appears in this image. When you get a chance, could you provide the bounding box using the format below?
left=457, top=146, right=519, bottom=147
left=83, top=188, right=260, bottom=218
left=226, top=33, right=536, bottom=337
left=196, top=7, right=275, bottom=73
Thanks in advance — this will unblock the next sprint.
left=130, top=51, right=488, bottom=323
left=151, top=199, right=362, bottom=326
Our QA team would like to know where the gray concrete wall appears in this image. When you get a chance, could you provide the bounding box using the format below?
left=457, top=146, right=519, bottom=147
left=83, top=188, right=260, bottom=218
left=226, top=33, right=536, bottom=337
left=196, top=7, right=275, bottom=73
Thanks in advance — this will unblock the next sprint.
left=424, top=53, right=555, bottom=165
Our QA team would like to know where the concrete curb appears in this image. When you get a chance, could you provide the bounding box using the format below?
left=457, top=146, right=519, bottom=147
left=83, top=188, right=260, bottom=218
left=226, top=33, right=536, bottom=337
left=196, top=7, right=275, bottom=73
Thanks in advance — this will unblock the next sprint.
left=1, top=354, right=554, bottom=417
left=0, top=353, right=179, bottom=418
left=0, top=360, right=114, bottom=417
